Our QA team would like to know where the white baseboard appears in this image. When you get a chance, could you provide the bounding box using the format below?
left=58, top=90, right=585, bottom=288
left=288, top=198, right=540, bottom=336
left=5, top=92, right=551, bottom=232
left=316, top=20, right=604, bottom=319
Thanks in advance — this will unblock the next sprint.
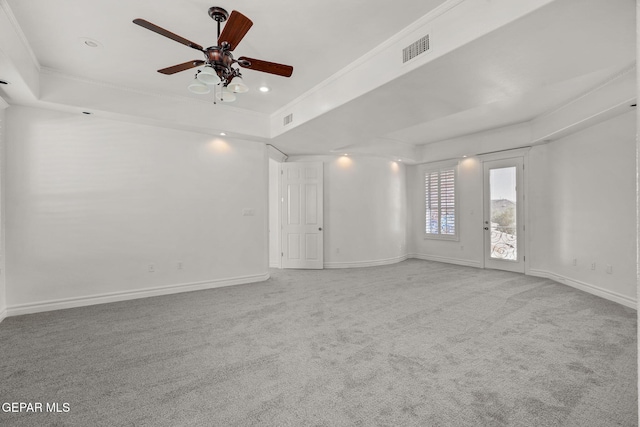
left=269, top=262, right=280, bottom=268
left=528, top=269, right=637, bottom=309
left=408, top=253, right=482, bottom=269
left=324, top=255, right=408, bottom=269
left=0, top=307, right=6, bottom=324
left=6, top=273, right=270, bottom=317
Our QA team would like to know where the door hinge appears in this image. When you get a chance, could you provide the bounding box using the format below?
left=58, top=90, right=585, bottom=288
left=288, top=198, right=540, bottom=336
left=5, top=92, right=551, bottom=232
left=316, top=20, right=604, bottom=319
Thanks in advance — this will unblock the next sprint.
left=281, top=252, right=284, bottom=257
left=524, top=256, right=526, bottom=261
left=281, top=169, right=283, bottom=175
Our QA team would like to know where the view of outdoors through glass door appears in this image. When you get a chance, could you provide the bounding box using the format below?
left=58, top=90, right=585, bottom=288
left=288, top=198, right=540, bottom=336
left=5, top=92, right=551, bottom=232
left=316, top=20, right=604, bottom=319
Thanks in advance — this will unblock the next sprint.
left=489, top=167, right=517, bottom=260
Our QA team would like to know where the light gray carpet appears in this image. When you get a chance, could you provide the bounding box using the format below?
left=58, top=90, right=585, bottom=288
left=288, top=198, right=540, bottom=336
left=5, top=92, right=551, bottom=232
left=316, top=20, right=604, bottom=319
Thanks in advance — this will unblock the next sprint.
left=0, top=260, right=636, bottom=426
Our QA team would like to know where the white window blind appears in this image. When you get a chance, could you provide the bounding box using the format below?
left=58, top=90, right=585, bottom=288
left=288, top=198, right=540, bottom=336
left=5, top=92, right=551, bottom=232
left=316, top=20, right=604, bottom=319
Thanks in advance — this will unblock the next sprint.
left=425, top=168, right=456, bottom=236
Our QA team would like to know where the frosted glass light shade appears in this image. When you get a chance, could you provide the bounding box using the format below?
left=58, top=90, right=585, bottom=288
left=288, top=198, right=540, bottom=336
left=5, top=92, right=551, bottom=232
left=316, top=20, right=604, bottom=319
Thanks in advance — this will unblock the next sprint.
left=197, top=66, right=221, bottom=85
left=228, top=77, right=248, bottom=93
left=188, top=78, right=210, bottom=94
left=215, top=88, right=236, bottom=102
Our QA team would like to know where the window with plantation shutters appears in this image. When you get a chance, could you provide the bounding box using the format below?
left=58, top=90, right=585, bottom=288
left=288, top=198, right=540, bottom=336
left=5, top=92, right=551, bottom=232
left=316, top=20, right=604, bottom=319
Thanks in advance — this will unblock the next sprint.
left=425, top=168, right=456, bottom=237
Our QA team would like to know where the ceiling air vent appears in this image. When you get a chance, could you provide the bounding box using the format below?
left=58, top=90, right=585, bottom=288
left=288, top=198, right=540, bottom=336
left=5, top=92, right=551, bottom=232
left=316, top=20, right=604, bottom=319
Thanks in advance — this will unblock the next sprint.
left=403, top=34, right=430, bottom=63
left=283, top=113, right=293, bottom=126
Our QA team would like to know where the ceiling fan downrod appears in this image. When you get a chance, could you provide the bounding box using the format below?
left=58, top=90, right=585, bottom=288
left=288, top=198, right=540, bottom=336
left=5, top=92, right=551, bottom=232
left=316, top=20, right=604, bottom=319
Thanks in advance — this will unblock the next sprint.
left=208, top=7, right=229, bottom=39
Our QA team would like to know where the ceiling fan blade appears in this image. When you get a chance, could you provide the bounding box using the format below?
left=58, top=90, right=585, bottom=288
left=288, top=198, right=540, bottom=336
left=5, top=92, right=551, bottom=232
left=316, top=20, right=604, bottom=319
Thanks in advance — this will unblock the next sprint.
left=238, top=57, right=293, bottom=77
left=133, top=18, right=204, bottom=52
left=158, top=60, right=205, bottom=75
left=217, top=11, right=253, bottom=51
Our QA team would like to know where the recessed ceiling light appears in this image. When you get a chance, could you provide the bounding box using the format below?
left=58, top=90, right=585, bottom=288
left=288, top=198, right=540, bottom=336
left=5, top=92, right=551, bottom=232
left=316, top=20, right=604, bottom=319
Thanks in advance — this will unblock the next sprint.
left=79, top=37, right=102, bottom=48
left=462, top=155, right=467, bottom=158
left=343, top=153, right=349, bottom=156
left=220, top=132, right=226, bottom=136
left=397, top=159, right=402, bottom=162
left=258, top=86, right=270, bottom=93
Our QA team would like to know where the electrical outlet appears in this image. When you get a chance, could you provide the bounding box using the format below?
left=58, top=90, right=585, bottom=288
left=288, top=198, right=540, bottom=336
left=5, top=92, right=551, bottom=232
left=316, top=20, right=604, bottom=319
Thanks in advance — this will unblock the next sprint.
left=606, top=265, right=612, bottom=274
left=177, top=261, right=183, bottom=270
left=336, top=247, right=340, bottom=254
left=572, top=258, right=577, bottom=266
left=460, top=245, right=464, bottom=251
left=148, top=263, right=155, bottom=273
left=590, top=262, right=596, bottom=271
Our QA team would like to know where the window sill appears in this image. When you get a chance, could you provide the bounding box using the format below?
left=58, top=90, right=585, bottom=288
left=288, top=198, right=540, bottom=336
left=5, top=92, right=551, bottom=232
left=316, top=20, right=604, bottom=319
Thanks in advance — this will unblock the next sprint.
left=424, top=234, right=459, bottom=242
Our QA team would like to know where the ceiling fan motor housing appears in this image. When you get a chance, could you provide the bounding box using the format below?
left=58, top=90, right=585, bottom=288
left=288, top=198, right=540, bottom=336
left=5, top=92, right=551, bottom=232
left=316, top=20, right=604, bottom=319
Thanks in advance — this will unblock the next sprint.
left=204, top=47, right=238, bottom=84
left=205, top=47, right=223, bottom=62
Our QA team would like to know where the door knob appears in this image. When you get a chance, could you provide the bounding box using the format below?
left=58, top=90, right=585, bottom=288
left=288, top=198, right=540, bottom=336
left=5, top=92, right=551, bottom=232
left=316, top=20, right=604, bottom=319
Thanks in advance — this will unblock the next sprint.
left=484, top=227, right=489, bottom=230
left=319, top=227, right=323, bottom=231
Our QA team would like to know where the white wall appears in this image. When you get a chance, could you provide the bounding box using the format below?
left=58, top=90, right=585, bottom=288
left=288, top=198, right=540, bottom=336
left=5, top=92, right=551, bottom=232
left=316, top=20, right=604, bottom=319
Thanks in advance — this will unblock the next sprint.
left=5, top=106, right=269, bottom=314
left=528, top=110, right=637, bottom=305
left=268, top=158, right=280, bottom=267
left=288, top=155, right=406, bottom=268
left=407, top=158, right=484, bottom=267
left=0, top=104, right=6, bottom=323
left=407, top=110, right=636, bottom=307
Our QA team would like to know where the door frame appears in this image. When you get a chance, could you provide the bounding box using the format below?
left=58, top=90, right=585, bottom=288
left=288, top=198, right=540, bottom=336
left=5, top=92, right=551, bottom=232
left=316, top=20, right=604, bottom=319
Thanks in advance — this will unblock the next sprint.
left=267, top=146, right=287, bottom=269
left=280, top=161, right=324, bottom=269
left=478, top=148, right=530, bottom=274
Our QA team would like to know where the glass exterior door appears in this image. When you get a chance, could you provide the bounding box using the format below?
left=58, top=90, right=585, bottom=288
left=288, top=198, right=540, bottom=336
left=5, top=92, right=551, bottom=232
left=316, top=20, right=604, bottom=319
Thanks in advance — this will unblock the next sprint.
left=483, top=158, right=524, bottom=273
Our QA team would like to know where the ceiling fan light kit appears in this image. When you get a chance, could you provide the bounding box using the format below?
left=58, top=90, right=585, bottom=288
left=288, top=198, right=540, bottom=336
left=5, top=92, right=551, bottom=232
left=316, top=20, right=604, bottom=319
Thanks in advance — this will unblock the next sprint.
left=188, top=76, right=211, bottom=94
left=196, top=65, right=221, bottom=85
left=227, top=76, right=248, bottom=93
left=215, top=87, right=237, bottom=103
left=133, top=6, right=293, bottom=104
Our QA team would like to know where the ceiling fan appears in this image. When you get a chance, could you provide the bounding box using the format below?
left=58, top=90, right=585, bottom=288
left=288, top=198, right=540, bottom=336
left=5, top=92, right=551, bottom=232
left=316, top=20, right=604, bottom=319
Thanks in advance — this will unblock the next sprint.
left=133, top=7, right=293, bottom=102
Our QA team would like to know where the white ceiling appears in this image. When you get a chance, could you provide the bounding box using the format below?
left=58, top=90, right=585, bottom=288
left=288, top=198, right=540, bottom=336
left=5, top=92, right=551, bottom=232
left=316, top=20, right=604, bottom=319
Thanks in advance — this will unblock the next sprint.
left=0, top=0, right=636, bottom=160
left=3, top=0, right=446, bottom=113
left=270, top=0, right=636, bottom=155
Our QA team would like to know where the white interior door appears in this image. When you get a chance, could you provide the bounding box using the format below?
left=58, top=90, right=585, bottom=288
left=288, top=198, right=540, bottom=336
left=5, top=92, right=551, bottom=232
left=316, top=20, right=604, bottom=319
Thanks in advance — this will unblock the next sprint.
left=281, top=162, right=324, bottom=269
left=483, top=158, right=525, bottom=273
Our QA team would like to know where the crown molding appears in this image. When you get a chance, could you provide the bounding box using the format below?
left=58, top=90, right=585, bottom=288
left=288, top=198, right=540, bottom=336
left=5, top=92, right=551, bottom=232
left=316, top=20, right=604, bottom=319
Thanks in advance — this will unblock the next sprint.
left=266, top=144, right=288, bottom=162
left=39, top=66, right=268, bottom=119
left=270, top=0, right=467, bottom=120
left=535, top=63, right=636, bottom=121
left=0, top=0, right=41, bottom=71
